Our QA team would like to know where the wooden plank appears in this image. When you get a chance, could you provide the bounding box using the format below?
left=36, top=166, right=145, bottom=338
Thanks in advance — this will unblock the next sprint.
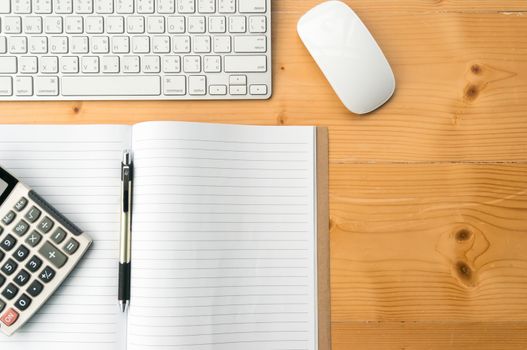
left=332, top=322, right=527, bottom=350
left=329, top=163, right=527, bottom=322
left=0, top=9, right=525, bottom=162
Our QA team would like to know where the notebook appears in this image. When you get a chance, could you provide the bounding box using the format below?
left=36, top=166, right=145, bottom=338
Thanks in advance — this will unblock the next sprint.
left=0, top=122, right=330, bottom=350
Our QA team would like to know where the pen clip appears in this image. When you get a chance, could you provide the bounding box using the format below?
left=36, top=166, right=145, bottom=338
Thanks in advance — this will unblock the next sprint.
left=121, top=151, right=133, bottom=213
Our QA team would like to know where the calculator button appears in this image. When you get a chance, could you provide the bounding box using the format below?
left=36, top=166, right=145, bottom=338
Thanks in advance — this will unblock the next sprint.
left=14, top=198, right=28, bottom=212
left=39, top=266, right=55, bottom=283
left=0, top=250, right=4, bottom=263
left=0, top=274, right=5, bottom=288
left=14, top=294, right=31, bottom=311
left=13, top=269, right=30, bottom=287
left=13, top=220, right=30, bottom=237
left=39, top=242, right=68, bottom=268
left=2, top=211, right=16, bottom=226
left=25, top=231, right=42, bottom=247
left=0, top=299, right=5, bottom=313
left=0, top=226, right=3, bottom=235
left=1, top=258, right=18, bottom=276
left=38, top=217, right=54, bottom=234
left=0, top=308, right=19, bottom=327
left=0, top=234, right=17, bottom=251
left=2, top=283, right=19, bottom=300
left=25, top=206, right=41, bottom=223
left=26, top=255, right=42, bottom=273
left=13, top=245, right=30, bottom=262
left=51, top=228, right=66, bottom=244
left=63, top=238, right=80, bottom=255
left=27, top=280, right=43, bottom=297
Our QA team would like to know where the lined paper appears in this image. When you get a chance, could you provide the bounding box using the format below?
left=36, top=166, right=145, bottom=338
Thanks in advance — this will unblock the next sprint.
left=0, top=125, right=130, bottom=350
left=128, top=122, right=317, bottom=350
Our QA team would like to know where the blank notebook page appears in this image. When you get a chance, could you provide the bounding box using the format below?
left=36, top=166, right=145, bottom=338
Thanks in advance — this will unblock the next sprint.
left=0, top=125, right=130, bottom=349
left=128, top=122, right=318, bottom=350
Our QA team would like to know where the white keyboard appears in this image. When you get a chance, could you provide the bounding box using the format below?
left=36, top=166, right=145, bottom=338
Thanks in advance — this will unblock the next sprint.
left=0, top=0, right=271, bottom=100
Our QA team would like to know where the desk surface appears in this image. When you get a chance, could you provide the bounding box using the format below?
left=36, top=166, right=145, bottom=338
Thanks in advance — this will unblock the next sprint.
left=1, top=0, right=527, bottom=349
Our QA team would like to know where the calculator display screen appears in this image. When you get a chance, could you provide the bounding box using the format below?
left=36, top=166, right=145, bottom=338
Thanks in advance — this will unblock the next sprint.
left=0, top=178, right=8, bottom=196
left=0, top=167, right=18, bottom=206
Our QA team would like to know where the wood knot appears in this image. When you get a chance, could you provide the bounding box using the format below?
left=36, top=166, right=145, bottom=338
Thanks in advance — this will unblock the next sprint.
left=280, top=66, right=285, bottom=71
left=464, top=84, right=479, bottom=102
left=73, top=106, right=80, bottom=114
left=456, top=261, right=473, bottom=281
left=455, top=228, right=472, bottom=242
left=470, top=64, right=482, bottom=75
left=277, top=114, right=287, bottom=125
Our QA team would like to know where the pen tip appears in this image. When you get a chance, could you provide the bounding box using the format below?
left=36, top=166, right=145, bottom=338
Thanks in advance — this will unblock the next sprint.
left=119, top=301, right=129, bottom=313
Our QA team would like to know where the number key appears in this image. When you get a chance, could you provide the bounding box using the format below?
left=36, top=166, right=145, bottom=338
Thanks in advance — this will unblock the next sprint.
left=1, top=283, right=19, bottom=300
left=38, top=216, right=54, bottom=234
left=27, top=280, right=43, bottom=297
left=2, top=211, right=16, bottom=226
left=14, top=197, right=28, bottom=212
left=14, top=293, right=31, bottom=311
left=25, top=255, right=42, bottom=272
left=13, top=245, right=29, bottom=262
left=0, top=234, right=17, bottom=251
left=13, top=220, right=29, bottom=237
left=25, top=206, right=41, bottom=223
left=1, top=258, right=18, bottom=276
left=14, top=269, right=30, bottom=287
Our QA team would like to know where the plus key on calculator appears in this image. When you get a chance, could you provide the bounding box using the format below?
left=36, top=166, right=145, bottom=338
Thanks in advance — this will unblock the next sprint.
left=0, top=166, right=92, bottom=336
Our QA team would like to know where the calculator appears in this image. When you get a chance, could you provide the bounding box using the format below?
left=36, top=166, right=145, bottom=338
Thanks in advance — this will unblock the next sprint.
left=0, top=166, right=92, bottom=336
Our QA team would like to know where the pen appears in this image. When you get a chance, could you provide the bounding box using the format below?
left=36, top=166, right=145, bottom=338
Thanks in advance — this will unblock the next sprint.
left=118, top=150, right=133, bottom=313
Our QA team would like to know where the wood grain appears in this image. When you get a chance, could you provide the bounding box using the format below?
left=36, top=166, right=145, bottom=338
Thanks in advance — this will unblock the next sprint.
left=0, top=0, right=526, bottom=348
left=330, top=163, right=527, bottom=322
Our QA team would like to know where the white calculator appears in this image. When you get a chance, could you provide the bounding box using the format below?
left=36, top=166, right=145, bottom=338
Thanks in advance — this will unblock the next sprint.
left=0, top=166, right=92, bottom=336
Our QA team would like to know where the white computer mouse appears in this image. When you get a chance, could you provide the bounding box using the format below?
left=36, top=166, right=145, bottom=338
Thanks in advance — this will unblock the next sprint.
left=297, top=0, right=395, bottom=115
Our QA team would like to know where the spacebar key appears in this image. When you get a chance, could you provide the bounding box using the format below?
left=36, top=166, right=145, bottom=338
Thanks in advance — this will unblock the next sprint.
left=62, top=76, right=161, bottom=96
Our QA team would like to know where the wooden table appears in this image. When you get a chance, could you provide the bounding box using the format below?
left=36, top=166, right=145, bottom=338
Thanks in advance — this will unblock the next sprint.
left=1, top=0, right=526, bottom=348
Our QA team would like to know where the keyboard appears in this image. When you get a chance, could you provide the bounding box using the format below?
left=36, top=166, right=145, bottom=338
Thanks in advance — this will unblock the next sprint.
left=0, top=0, right=272, bottom=100
left=0, top=166, right=92, bottom=336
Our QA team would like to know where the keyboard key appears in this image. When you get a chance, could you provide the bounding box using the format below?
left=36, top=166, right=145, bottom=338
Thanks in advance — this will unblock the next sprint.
left=14, top=76, right=33, bottom=96
left=50, top=227, right=66, bottom=244
left=13, top=245, right=30, bottom=262
left=249, top=15, right=266, bottom=33
left=218, top=0, right=235, bottom=13
left=63, top=238, right=80, bottom=255
left=209, top=84, right=227, bottom=95
left=38, top=241, right=68, bottom=268
left=14, top=198, right=28, bottom=212
left=25, top=231, right=42, bottom=247
left=0, top=77, right=12, bottom=96
left=35, top=76, right=59, bottom=96
left=0, top=58, right=17, bottom=74
left=39, top=266, right=55, bottom=283
left=229, top=85, right=247, bottom=95
left=38, top=216, right=54, bottom=234
left=178, top=0, right=195, bottom=13
left=239, top=0, right=266, bottom=13
left=13, top=220, right=30, bottom=237
left=26, top=255, right=42, bottom=272
left=62, top=76, right=161, bottom=96
left=2, top=211, right=16, bottom=226
left=0, top=308, right=19, bottom=327
left=2, top=283, right=19, bottom=300
left=224, top=55, right=266, bottom=72
left=249, top=84, right=268, bottom=95
left=234, top=35, right=266, bottom=53
left=163, top=75, right=186, bottom=95
left=27, top=280, right=43, bottom=297
left=25, top=206, right=41, bottom=223
left=14, top=294, right=31, bottom=311
left=188, top=75, right=206, bottom=95
left=0, top=235, right=18, bottom=252
left=1, top=258, right=18, bottom=276
left=13, top=269, right=30, bottom=287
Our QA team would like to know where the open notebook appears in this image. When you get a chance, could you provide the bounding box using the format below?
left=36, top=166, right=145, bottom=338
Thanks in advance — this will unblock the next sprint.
left=0, top=122, right=330, bottom=350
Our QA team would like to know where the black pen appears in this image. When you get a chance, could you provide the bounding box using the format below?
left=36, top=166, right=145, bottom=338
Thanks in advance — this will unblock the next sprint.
left=118, top=150, right=133, bottom=312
